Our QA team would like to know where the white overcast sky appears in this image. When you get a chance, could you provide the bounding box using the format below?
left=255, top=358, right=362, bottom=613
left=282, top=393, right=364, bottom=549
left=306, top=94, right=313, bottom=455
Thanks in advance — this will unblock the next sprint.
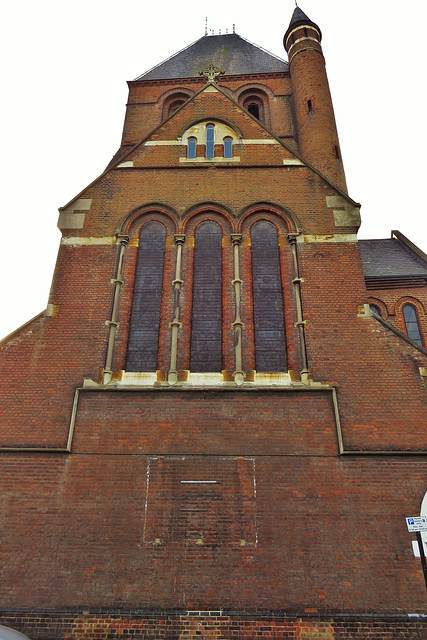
left=1, top=0, right=426, bottom=340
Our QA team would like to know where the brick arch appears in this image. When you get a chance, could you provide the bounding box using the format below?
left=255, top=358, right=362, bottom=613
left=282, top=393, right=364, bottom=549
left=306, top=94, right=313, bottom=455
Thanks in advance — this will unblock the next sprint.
left=178, top=118, right=243, bottom=142
left=394, top=295, right=426, bottom=317
left=182, top=204, right=235, bottom=236
left=238, top=204, right=299, bottom=236
left=160, top=88, right=194, bottom=120
left=235, top=85, right=273, bottom=127
left=367, top=297, right=389, bottom=318
left=118, top=204, right=179, bottom=237
left=235, top=83, right=275, bottom=102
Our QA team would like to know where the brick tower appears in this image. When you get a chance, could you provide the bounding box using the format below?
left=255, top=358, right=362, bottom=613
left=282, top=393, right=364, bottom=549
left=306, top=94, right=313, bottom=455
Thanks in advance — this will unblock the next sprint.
left=1, top=7, right=427, bottom=640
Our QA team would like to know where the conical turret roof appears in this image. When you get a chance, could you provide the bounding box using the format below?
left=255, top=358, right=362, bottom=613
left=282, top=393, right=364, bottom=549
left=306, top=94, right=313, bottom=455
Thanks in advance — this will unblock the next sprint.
left=135, top=33, right=288, bottom=81
left=285, top=6, right=321, bottom=42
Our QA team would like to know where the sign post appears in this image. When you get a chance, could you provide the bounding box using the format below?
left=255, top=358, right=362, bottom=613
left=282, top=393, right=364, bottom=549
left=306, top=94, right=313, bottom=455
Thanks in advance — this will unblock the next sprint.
left=406, top=516, right=427, bottom=591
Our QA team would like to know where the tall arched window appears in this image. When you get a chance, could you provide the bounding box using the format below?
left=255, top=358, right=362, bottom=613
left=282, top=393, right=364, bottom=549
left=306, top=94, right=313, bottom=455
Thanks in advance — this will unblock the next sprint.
left=250, top=221, right=287, bottom=372
left=403, top=303, right=423, bottom=346
left=127, top=221, right=166, bottom=371
left=190, top=221, right=222, bottom=371
left=206, top=124, right=215, bottom=159
left=223, top=137, right=232, bottom=158
left=187, top=137, right=197, bottom=159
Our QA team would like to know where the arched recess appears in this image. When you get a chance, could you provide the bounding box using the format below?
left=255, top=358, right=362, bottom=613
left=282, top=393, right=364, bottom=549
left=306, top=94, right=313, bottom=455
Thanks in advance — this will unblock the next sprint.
left=236, top=86, right=271, bottom=127
left=119, top=204, right=179, bottom=237
left=238, top=203, right=299, bottom=236
left=250, top=220, right=287, bottom=372
left=238, top=208, right=297, bottom=373
left=116, top=207, right=178, bottom=373
left=190, top=220, right=223, bottom=372
left=180, top=120, right=241, bottom=160
left=126, top=220, right=167, bottom=372
left=183, top=204, right=235, bottom=236
left=161, top=89, right=194, bottom=120
left=182, top=208, right=234, bottom=372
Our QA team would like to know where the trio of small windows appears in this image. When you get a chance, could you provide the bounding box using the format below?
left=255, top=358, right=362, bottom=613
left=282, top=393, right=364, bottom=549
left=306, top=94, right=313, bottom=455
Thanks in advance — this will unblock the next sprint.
left=126, top=219, right=287, bottom=373
left=187, top=124, right=233, bottom=160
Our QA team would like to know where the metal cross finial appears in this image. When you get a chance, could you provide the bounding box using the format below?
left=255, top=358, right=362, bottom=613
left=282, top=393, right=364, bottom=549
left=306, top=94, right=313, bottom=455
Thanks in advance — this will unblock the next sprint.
left=199, top=64, right=224, bottom=83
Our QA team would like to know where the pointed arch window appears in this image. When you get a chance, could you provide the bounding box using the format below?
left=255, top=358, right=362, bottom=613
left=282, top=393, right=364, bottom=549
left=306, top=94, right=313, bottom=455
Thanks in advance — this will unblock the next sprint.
left=250, top=221, right=287, bottom=372
left=127, top=221, right=166, bottom=371
left=190, top=221, right=223, bottom=372
left=403, top=303, right=423, bottom=346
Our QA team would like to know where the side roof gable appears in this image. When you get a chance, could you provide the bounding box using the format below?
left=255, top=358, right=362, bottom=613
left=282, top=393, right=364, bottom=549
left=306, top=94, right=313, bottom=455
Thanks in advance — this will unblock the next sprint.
left=135, top=33, right=289, bottom=81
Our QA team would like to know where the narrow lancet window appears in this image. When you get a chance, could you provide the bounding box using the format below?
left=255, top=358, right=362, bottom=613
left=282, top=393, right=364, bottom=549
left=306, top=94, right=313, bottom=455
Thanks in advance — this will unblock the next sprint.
left=224, top=137, right=232, bottom=158
left=251, top=221, right=287, bottom=372
left=206, top=124, right=215, bottom=159
left=187, top=137, right=197, bottom=159
left=190, top=221, right=222, bottom=371
left=403, top=303, right=423, bottom=346
left=127, top=221, right=166, bottom=371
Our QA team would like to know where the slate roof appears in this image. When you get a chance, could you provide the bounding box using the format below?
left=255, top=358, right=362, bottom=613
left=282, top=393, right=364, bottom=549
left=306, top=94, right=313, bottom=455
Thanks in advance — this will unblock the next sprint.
left=135, top=33, right=288, bottom=81
left=359, top=238, right=427, bottom=279
left=285, top=7, right=322, bottom=41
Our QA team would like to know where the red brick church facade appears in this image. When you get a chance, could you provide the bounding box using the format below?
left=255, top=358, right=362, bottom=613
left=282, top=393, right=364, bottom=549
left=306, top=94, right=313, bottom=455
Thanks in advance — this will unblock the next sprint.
left=1, top=7, right=427, bottom=639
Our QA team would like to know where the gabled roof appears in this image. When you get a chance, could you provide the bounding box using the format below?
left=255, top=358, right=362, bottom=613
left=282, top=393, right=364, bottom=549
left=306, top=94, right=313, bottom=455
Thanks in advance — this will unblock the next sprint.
left=359, top=236, right=427, bottom=280
left=135, top=33, right=288, bottom=81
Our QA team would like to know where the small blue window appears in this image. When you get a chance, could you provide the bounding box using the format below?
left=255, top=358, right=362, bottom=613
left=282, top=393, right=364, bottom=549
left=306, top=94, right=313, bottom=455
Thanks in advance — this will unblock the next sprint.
left=206, top=124, right=215, bottom=159
left=187, top=137, right=197, bottom=159
left=224, top=137, right=232, bottom=158
left=403, top=303, right=423, bottom=346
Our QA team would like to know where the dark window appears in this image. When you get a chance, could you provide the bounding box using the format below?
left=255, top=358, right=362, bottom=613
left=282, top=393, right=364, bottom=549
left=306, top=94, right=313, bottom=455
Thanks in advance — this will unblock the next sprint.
left=370, top=304, right=381, bottom=316
left=248, top=103, right=260, bottom=119
left=187, top=137, right=197, bottom=159
left=223, top=136, right=232, bottom=158
left=335, top=145, right=340, bottom=160
left=304, top=28, right=308, bottom=37
left=206, top=124, right=215, bottom=159
left=403, top=303, right=423, bottom=346
left=127, top=221, right=166, bottom=371
left=250, top=221, right=287, bottom=372
left=307, top=100, right=313, bottom=114
left=190, top=221, right=222, bottom=371
left=240, top=91, right=267, bottom=124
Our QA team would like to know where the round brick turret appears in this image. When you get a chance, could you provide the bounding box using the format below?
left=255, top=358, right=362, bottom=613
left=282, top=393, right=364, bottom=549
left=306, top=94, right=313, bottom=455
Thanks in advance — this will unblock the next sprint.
left=284, top=8, right=348, bottom=193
